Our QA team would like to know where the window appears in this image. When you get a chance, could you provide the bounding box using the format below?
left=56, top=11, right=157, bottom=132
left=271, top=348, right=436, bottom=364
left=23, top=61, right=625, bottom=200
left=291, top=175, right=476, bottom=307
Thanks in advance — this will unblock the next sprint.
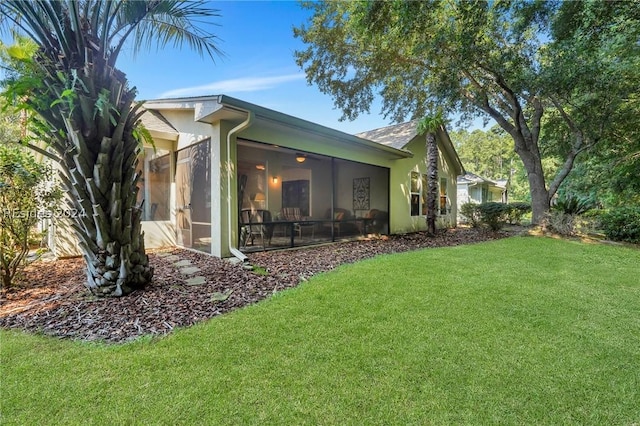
left=410, top=172, right=420, bottom=216
left=136, top=148, right=171, bottom=221
left=482, top=186, right=489, bottom=203
left=439, top=177, right=448, bottom=215
left=410, top=172, right=431, bottom=216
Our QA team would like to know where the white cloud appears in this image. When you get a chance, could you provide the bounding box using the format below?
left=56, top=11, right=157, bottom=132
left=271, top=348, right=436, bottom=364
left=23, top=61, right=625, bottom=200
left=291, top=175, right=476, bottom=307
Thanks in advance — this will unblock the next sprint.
left=158, top=73, right=305, bottom=98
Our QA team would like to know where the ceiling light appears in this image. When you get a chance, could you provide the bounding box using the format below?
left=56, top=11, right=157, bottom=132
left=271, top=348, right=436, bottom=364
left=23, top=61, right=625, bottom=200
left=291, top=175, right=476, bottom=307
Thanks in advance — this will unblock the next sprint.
left=296, top=153, right=306, bottom=163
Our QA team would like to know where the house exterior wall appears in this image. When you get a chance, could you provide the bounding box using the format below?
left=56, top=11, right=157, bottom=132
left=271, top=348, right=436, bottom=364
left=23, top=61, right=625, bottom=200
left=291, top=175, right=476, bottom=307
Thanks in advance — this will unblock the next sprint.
left=163, top=113, right=461, bottom=256
left=49, top=98, right=464, bottom=259
left=387, top=133, right=459, bottom=234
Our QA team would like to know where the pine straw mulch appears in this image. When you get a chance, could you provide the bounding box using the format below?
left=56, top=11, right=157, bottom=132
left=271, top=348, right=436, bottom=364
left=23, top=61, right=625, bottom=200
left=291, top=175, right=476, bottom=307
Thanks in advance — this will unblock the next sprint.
left=0, top=227, right=517, bottom=344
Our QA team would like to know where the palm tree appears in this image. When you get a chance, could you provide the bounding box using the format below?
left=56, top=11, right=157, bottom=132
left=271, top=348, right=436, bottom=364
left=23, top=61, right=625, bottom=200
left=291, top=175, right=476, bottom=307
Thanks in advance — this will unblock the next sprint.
left=0, top=1, right=221, bottom=296
left=417, top=110, right=446, bottom=236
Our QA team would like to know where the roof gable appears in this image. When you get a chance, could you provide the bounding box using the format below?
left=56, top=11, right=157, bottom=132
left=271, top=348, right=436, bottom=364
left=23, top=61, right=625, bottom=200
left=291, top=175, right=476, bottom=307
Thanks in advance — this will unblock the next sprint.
left=355, top=120, right=420, bottom=150
left=357, top=120, right=464, bottom=176
left=139, top=108, right=179, bottom=140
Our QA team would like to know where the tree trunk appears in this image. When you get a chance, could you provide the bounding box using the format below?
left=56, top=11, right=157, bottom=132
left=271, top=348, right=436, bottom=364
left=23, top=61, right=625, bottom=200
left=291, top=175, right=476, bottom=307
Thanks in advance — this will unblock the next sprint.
left=58, top=128, right=153, bottom=296
left=40, top=42, right=154, bottom=297
left=426, top=131, right=439, bottom=235
left=514, top=140, right=550, bottom=225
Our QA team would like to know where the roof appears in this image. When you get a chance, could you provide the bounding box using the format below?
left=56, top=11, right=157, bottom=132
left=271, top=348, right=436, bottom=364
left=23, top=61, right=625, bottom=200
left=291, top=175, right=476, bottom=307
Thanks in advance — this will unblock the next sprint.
left=355, top=120, right=421, bottom=150
left=138, top=108, right=178, bottom=140
left=143, top=95, right=413, bottom=160
left=457, top=172, right=506, bottom=190
left=357, top=120, right=465, bottom=176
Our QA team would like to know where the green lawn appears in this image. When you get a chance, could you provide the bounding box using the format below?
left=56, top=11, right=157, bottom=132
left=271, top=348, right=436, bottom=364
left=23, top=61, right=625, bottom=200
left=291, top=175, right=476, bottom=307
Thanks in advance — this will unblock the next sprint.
left=2, top=236, right=639, bottom=425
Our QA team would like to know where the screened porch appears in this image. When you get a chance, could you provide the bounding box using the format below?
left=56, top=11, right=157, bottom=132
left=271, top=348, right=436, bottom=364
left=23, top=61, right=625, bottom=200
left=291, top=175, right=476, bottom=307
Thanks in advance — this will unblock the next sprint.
left=237, top=139, right=390, bottom=253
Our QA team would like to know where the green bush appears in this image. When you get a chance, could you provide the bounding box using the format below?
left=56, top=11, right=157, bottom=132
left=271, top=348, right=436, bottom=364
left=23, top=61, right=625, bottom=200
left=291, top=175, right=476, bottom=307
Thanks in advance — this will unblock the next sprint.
left=462, top=202, right=516, bottom=230
left=506, top=202, right=531, bottom=225
left=578, top=208, right=607, bottom=235
left=600, top=206, right=640, bottom=244
left=552, top=194, right=595, bottom=216
left=0, top=145, right=59, bottom=287
left=476, top=202, right=510, bottom=231
left=544, top=195, right=599, bottom=236
left=460, top=202, right=481, bottom=227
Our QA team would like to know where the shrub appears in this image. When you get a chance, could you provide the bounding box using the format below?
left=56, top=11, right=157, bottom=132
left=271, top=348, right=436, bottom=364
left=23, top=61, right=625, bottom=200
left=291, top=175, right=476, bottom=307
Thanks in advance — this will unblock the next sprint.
left=476, top=202, right=510, bottom=231
left=578, top=208, right=607, bottom=235
left=506, top=202, right=531, bottom=225
left=544, top=195, right=598, bottom=236
left=0, top=145, right=59, bottom=287
left=542, top=210, right=577, bottom=236
left=600, top=206, right=640, bottom=244
left=552, top=194, right=595, bottom=216
left=460, top=202, right=481, bottom=227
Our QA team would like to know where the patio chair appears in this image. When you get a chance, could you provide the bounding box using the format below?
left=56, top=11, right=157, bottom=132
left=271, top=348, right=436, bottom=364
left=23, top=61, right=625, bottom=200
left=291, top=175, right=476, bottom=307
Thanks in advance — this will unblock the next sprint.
left=322, top=208, right=354, bottom=236
left=240, top=209, right=273, bottom=248
left=281, top=207, right=315, bottom=238
left=356, top=209, right=388, bottom=234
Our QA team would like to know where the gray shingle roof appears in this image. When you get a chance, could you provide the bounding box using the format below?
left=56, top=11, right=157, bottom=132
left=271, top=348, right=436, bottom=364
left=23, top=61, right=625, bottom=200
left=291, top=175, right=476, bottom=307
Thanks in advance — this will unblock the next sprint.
left=457, top=172, right=499, bottom=185
left=139, top=108, right=178, bottom=136
left=355, top=120, right=420, bottom=150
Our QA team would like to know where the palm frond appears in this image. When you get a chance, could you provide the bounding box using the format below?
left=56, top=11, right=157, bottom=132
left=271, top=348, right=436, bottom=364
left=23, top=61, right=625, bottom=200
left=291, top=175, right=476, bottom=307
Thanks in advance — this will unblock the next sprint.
left=121, top=0, right=224, bottom=61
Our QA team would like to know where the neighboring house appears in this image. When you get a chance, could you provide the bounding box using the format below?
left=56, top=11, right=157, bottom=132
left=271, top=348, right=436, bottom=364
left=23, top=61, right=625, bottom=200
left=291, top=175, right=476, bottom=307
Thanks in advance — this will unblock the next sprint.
left=51, top=95, right=464, bottom=259
left=456, top=172, right=508, bottom=222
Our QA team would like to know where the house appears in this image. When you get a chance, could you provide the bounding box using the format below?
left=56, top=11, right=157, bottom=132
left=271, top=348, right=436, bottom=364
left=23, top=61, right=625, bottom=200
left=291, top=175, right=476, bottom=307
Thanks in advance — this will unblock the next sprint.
left=456, top=172, right=508, bottom=222
left=51, top=95, right=464, bottom=259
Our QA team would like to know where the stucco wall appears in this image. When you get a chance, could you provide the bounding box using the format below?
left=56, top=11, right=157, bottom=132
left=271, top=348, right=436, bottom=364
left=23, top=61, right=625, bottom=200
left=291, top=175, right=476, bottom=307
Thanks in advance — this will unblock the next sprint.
left=387, top=134, right=459, bottom=234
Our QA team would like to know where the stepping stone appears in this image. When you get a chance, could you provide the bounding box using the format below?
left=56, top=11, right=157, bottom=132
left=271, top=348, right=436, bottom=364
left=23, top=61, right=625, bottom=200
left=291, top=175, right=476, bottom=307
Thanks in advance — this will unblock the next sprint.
left=185, top=276, right=206, bottom=286
left=155, top=252, right=172, bottom=258
left=163, top=255, right=180, bottom=262
left=180, top=266, right=201, bottom=275
left=211, top=289, right=233, bottom=301
left=174, top=259, right=192, bottom=267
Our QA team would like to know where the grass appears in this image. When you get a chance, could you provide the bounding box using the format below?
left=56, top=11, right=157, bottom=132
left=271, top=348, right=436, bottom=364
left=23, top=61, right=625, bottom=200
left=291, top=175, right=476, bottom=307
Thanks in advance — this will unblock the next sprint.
left=2, top=236, right=639, bottom=425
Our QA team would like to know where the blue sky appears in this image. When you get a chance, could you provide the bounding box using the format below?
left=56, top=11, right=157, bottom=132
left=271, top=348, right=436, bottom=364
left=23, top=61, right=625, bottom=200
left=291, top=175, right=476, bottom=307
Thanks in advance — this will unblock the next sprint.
left=2, top=1, right=482, bottom=134
left=118, top=1, right=398, bottom=135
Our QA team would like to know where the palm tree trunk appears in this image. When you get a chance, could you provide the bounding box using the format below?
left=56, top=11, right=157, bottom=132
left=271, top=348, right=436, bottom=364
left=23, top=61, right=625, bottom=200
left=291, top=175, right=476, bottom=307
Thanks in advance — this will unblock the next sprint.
left=57, top=105, right=153, bottom=296
left=426, top=131, right=438, bottom=235
left=2, top=0, right=222, bottom=296
left=40, top=38, right=154, bottom=296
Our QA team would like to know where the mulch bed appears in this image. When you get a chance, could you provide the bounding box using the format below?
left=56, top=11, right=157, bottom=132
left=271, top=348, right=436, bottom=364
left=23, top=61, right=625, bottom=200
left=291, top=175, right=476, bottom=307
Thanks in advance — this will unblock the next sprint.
left=0, top=227, right=515, bottom=343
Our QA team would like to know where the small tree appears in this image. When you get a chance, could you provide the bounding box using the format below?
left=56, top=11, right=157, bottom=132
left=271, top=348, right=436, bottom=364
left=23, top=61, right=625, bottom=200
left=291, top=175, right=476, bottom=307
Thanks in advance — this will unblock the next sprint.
left=417, top=110, right=446, bottom=236
left=0, top=1, right=222, bottom=297
left=0, top=144, right=59, bottom=287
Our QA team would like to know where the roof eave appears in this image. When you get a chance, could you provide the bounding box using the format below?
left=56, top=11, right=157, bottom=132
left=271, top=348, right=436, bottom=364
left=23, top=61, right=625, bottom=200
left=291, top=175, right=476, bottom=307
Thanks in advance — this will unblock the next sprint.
left=437, top=126, right=465, bottom=176
left=217, top=95, right=412, bottom=159
left=144, top=95, right=413, bottom=160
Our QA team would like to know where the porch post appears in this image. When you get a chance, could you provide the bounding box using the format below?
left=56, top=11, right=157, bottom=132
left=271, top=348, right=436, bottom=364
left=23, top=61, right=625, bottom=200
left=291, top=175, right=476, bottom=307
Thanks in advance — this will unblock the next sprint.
left=331, top=157, right=336, bottom=242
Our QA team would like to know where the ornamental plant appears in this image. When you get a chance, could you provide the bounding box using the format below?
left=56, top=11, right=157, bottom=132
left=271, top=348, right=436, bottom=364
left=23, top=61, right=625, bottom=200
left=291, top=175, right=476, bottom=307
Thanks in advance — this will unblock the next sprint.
left=0, top=144, right=60, bottom=287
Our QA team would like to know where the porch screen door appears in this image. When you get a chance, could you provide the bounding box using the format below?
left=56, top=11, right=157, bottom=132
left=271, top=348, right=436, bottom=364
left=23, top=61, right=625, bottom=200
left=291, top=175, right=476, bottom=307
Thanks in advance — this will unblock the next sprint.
left=175, top=139, right=211, bottom=252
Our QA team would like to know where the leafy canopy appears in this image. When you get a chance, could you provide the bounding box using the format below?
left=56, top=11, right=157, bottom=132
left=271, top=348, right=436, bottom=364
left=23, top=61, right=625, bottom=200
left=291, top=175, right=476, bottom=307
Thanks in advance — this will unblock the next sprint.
left=295, top=1, right=640, bottom=222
